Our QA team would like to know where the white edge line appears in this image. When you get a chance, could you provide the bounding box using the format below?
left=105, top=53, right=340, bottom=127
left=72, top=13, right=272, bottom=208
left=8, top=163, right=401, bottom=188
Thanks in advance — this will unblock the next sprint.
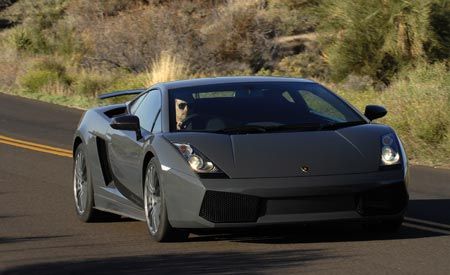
left=404, top=217, right=450, bottom=230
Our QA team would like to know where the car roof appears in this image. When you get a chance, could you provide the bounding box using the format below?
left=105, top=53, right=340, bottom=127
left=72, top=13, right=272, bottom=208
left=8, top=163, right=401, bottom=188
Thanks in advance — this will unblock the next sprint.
left=152, top=76, right=316, bottom=90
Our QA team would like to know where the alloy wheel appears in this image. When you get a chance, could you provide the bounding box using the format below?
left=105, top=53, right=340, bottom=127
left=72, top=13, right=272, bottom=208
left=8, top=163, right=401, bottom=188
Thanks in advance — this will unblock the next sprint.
left=73, top=151, right=88, bottom=214
left=144, top=164, right=161, bottom=235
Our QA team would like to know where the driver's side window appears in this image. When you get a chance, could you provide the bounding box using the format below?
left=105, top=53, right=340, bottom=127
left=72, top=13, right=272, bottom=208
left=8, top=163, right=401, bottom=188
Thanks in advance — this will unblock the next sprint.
left=134, top=90, right=161, bottom=132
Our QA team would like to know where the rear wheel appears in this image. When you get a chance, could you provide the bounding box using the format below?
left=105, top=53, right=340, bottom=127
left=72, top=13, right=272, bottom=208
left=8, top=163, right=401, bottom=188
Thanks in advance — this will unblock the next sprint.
left=144, top=158, right=189, bottom=242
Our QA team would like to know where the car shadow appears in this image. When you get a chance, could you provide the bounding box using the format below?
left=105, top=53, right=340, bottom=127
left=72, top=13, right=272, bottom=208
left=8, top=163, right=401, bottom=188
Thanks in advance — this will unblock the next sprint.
left=188, top=198, right=450, bottom=244
left=0, top=214, right=28, bottom=219
left=0, top=235, right=71, bottom=244
left=3, top=249, right=338, bottom=275
left=88, top=215, right=138, bottom=223
left=403, top=198, right=450, bottom=233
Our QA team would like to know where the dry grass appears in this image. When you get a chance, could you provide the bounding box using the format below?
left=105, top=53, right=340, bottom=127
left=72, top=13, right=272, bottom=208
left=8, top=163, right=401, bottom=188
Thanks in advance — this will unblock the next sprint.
left=337, top=62, right=450, bottom=166
left=0, top=0, right=448, bottom=167
left=0, top=48, right=19, bottom=91
left=379, top=63, right=450, bottom=166
left=144, top=52, right=189, bottom=86
left=0, top=29, right=20, bottom=92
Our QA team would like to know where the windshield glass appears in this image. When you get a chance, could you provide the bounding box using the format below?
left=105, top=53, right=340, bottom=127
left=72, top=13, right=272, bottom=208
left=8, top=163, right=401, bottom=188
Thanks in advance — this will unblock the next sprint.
left=169, top=82, right=365, bottom=133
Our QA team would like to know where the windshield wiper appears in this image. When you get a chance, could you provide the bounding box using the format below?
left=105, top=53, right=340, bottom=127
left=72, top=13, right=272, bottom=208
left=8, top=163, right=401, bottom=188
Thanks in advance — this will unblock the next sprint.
left=213, top=125, right=268, bottom=134
left=320, top=121, right=367, bottom=130
left=263, top=123, right=325, bottom=132
left=215, top=123, right=325, bottom=134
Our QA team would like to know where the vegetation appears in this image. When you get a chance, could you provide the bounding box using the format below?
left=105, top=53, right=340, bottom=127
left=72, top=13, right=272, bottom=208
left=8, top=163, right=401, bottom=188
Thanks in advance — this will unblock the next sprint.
left=0, top=0, right=448, bottom=166
left=336, top=63, right=450, bottom=166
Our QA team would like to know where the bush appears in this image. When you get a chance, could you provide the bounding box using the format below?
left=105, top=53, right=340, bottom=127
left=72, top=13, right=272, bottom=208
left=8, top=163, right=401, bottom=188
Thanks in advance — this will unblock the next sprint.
left=73, top=72, right=110, bottom=97
left=200, top=1, right=277, bottom=73
left=336, top=62, right=450, bottom=166
left=51, top=21, right=83, bottom=56
left=318, top=0, right=437, bottom=84
left=11, top=28, right=32, bottom=51
left=0, top=46, right=18, bottom=89
left=20, top=69, right=59, bottom=92
left=19, top=58, right=71, bottom=92
left=340, top=74, right=375, bottom=91
left=275, top=50, right=329, bottom=79
left=35, top=58, right=71, bottom=84
left=4, top=0, right=68, bottom=54
left=70, top=1, right=201, bottom=73
left=265, top=0, right=319, bottom=36
left=428, top=0, right=450, bottom=60
left=381, top=62, right=449, bottom=159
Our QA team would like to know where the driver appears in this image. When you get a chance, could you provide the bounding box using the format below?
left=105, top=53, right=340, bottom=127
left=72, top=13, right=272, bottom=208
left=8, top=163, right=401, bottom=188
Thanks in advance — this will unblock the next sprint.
left=175, top=94, right=192, bottom=130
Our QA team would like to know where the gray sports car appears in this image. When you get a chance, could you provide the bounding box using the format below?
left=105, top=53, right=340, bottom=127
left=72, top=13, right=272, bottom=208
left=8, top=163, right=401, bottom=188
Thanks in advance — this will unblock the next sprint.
left=73, top=77, right=409, bottom=242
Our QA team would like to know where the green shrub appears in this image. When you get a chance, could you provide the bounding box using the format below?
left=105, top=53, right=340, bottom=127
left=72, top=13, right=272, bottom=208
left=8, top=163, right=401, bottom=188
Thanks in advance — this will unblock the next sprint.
left=5, top=0, right=69, bottom=54
left=381, top=63, right=449, bottom=159
left=428, top=0, right=450, bottom=60
left=19, top=58, right=71, bottom=92
left=108, top=73, right=148, bottom=91
left=20, top=69, right=59, bottom=92
left=9, top=26, right=53, bottom=54
left=51, top=22, right=83, bottom=56
left=73, top=73, right=110, bottom=97
left=336, top=62, right=450, bottom=166
left=318, top=0, right=437, bottom=84
left=265, top=0, right=319, bottom=36
left=340, top=74, right=376, bottom=91
left=11, top=28, right=32, bottom=51
left=34, top=59, right=72, bottom=84
left=275, top=50, right=329, bottom=79
left=200, top=1, right=277, bottom=73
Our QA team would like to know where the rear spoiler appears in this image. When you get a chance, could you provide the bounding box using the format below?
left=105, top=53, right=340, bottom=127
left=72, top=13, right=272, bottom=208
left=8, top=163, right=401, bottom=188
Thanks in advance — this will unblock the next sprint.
left=98, top=88, right=146, bottom=100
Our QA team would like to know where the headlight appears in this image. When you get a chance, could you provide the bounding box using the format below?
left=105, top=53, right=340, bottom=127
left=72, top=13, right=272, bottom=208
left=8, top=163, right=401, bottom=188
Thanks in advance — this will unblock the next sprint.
left=173, top=143, right=221, bottom=173
left=380, top=133, right=401, bottom=166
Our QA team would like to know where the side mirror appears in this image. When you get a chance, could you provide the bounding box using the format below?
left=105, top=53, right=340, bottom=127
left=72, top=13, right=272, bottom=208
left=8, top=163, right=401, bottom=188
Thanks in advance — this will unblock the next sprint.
left=364, top=105, right=387, bottom=121
left=110, top=115, right=142, bottom=139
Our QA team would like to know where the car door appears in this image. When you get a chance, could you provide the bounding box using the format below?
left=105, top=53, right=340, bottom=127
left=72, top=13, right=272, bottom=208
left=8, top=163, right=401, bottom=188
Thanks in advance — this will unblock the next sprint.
left=107, top=89, right=162, bottom=206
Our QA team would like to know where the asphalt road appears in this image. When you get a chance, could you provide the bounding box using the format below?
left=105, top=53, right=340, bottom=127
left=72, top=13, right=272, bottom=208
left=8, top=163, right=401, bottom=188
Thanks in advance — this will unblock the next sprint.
left=1, top=92, right=450, bottom=274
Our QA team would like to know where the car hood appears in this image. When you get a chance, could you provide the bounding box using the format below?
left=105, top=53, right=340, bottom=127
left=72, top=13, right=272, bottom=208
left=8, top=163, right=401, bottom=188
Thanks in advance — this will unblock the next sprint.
left=163, top=124, right=394, bottom=179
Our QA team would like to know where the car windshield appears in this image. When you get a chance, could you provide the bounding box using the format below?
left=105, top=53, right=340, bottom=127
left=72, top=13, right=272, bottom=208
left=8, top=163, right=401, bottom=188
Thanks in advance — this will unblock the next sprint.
left=169, top=82, right=365, bottom=133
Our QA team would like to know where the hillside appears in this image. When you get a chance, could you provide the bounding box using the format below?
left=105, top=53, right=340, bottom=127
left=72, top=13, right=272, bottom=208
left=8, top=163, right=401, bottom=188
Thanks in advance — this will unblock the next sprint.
left=0, top=0, right=449, bottom=166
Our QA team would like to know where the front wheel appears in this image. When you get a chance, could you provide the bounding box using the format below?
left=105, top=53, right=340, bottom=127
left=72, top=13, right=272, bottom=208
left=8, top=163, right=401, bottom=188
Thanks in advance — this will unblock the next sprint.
left=144, top=158, right=189, bottom=242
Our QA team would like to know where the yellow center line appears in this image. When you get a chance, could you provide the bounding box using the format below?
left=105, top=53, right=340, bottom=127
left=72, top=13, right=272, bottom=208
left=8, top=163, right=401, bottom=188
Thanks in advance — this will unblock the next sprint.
left=0, top=134, right=72, bottom=158
left=0, top=134, right=72, bottom=153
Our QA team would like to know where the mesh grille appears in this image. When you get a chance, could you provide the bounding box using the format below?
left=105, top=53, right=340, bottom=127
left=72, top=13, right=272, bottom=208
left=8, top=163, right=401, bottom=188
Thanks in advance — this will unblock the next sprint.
left=199, top=191, right=261, bottom=223
left=357, top=183, right=408, bottom=216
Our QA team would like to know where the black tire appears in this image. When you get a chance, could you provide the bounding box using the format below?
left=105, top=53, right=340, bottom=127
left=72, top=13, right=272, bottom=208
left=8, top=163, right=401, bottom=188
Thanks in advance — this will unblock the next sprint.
left=363, top=216, right=404, bottom=233
left=144, top=158, right=189, bottom=242
left=73, top=144, right=114, bottom=222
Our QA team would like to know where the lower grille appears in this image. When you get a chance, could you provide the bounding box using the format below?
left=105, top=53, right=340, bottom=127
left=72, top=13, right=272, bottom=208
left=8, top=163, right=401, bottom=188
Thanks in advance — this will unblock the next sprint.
left=199, top=191, right=261, bottom=223
left=266, top=195, right=355, bottom=215
left=357, top=183, right=408, bottom=216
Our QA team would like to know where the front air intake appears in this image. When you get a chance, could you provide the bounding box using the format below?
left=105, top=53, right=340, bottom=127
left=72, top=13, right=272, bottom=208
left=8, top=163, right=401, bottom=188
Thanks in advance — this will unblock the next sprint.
left=199, top=191, right=261, bottom=223
left=357, top=183, right=408, bottom=216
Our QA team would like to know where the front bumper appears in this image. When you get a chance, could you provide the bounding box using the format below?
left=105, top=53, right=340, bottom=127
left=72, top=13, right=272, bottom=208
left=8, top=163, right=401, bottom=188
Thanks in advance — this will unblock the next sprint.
left=163, top=168, right=408, bottom=229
